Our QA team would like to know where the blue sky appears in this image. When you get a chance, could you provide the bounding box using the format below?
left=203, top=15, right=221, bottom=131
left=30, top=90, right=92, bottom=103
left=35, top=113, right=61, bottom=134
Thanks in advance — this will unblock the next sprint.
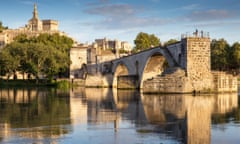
left=0, top=0, right=240, bottom=45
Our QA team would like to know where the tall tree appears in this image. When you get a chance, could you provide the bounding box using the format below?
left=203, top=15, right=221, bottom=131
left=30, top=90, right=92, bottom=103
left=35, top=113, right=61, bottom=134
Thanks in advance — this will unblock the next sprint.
left=210, top=39, right=230, bottom=70
left=0, top=42, right=22, bottom=79
left=0, top=33, right=73, bottom=80
left=134, top=32, right=160, bottom=52
left=163, top=39, right=178, bottom=47
left=0, top=21, right=8, bottom=32
left=231, top=42, right=240, bottom=69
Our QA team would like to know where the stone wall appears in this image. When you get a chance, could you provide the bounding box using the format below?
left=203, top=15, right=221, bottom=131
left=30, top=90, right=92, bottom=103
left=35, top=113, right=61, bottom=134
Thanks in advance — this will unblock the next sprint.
left=70, top=46, right=88, bottom=78
left=85, top=74, right=113, bottom=88
left=117, top=75, right=138, bottom=89
left=183, top=37, right=213, bottom=91
left=143, top=36, right=237, bottom=93
left=166, top=42, right=182, bottom=65
left=143, top=68, right=192, bottom=93
left=212, top=71, right=238, bottom=92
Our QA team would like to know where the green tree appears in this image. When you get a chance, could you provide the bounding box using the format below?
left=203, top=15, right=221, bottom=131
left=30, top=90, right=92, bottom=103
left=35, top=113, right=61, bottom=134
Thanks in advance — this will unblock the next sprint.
left=134, top=32, right=160, bottom=52
left=211, top=39, right=230, bottom=70
left=163, top=39, right=178, bottom=47
left=231, top=42, right=240, bottom=69
left=13, top=34, right=29, bottom=43
left=0, top=43, right=22, bottom=79
left=0, top=21, right=8, bottom=33
left=0, top=33, right=73, bottom=81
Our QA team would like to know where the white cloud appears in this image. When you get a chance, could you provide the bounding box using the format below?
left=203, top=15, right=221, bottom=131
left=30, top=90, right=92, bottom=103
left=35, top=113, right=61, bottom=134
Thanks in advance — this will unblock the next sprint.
left=85, top=4, right=136, bottom=17
left=84, top=3, right=171, bottom=30
left=187, top=9, right=235, bottom=21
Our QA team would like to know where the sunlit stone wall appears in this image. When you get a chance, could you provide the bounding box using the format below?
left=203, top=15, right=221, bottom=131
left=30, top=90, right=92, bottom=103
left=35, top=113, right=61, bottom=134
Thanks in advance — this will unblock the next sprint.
left=143, top=36, right=237, bottom=93
left=182, top=37, right=213, bottom=91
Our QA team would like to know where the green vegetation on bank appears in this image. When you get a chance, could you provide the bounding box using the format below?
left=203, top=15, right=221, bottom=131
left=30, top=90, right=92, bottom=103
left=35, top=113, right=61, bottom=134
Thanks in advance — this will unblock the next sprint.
left=211, top=39, right=240, bottom=73
left=0, top=79, right=70, bottom=88
left=0, top=21, right=8, bottom=32
left=0, top=33, right=73, bottom=81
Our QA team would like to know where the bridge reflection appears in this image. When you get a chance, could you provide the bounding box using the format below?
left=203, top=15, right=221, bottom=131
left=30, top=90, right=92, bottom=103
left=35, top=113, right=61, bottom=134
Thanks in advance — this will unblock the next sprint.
left=0, top=88, right=238, bottom=143
left=141, top=93, right=237, bottom=144
left=71, top=88, right=238, bottom=143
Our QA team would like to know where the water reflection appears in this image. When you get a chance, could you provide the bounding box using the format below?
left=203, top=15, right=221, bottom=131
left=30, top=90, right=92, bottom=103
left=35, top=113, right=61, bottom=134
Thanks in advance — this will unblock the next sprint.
left=0, top=88, right=72, bottom=143
left=0, top=87, right=238, bottom=144
left=141, top=93, right=238, bottom=144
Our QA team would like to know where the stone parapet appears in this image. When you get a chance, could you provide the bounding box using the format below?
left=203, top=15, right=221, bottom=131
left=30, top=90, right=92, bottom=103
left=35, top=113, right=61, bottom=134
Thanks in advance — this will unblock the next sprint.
left=212, top=71, right=238, bottom=92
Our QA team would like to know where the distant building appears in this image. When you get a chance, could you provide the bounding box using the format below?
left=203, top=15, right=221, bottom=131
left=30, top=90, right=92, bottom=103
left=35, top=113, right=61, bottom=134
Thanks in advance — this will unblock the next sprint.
left=27, top=4, right=59, bottom=31
left=70, top=43, right=88, bottom=79
left=0, top=3, right=132, bottom=79
left=93, top=38, right=132, bottom=54
left=0, top=3, right=61, bottom=49
left=0, top=3, right=67, bottom=79
left=70, top=38, right=132, bottom=78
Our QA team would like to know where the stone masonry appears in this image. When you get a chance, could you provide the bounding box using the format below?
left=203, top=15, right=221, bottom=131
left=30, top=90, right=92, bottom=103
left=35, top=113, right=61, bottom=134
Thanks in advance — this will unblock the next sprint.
left=84, top=31, right=237, bottom=93
left=143, top=32, right=237, bottom=93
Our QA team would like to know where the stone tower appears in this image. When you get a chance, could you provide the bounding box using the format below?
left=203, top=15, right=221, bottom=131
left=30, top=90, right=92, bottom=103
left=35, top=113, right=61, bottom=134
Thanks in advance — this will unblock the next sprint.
left=33, top=3, right=38, bottom=19
left=181, top=31, right=213, bottom=91
left=28, top=3, right=42, bottom=31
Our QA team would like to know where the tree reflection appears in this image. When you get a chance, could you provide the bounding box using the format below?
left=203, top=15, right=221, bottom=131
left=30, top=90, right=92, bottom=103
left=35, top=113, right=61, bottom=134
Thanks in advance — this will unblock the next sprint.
left=0, top=88, right=71, bottom=139
left=1, top=87, right=239, bottom=144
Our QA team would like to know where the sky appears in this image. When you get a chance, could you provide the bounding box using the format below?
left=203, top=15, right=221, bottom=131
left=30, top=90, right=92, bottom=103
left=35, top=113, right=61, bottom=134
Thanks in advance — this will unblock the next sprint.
left=0, top=0, right=240, bottom=46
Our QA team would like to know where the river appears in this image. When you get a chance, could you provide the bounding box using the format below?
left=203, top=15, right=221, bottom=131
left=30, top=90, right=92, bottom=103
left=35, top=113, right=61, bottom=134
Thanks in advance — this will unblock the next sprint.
left=0, top=87, right=239, bottom=144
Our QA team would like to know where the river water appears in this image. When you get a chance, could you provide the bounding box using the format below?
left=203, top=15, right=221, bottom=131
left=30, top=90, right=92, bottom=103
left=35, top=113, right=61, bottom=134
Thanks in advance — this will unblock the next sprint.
left=0, top=87, right=239, bottom=144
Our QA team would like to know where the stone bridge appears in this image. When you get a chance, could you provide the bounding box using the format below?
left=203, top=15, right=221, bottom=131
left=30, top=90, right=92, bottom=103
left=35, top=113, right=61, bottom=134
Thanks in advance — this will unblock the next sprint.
left=85, top=44, right=179, bottom=89
left=109, top=46, right=177, bottom=88
left=85, top=32, right=237, bottom=93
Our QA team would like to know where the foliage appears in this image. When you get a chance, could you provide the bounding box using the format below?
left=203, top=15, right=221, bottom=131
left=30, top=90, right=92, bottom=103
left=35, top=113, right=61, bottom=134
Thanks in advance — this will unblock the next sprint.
left=119, top=48, right=129, bottom=54
left=210, top=39, right=230, bottom=71
left=163, top=39, right=178, bottom=47
left=0, top=33, right=73, bottom=81
left=231, top=42, right=240, bottom=69
left=0, top=21, right=8, bottom=32
left=56, top=80, right=69, bottom=90
left=134, top=32, right=160, bottom=52
left=210, top=39, right=240, bottom=73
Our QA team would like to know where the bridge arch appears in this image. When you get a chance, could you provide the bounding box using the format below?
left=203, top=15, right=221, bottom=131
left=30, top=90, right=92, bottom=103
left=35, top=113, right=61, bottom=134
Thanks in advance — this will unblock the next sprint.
left=109, top=47, right=174, bottom=89
left=112, top=62, right=130, bottom=88
left=139, top=52, right=169, bottom=88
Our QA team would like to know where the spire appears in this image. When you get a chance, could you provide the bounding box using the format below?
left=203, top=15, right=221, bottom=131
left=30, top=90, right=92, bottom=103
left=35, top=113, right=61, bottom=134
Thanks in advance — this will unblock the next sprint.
left=33, top=3, right=39, bottom=19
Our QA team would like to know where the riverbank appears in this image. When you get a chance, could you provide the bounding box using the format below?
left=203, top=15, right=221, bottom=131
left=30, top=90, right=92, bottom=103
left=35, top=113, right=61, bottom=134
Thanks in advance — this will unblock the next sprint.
left=0, top=79, right=72, bottom=88
left=0, top=79, right=52, bottom=87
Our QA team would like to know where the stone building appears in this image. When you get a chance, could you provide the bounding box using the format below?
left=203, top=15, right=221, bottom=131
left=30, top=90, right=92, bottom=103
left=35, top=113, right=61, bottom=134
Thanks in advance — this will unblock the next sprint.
left=27, top=3, right=59, bottom=32
left=70, top=44, right=88, bottom=78
left=70, top=38, right=132, bottom=78
left=93, top=38, right=132, bottom=54
left=0, top=3, right=60, bottom=49
left=0, top=3, right=67, bottom=79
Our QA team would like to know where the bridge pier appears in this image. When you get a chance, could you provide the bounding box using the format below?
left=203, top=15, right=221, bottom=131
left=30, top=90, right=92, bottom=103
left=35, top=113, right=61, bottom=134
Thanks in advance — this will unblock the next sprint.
left=117, top=75, right=139, bottom=89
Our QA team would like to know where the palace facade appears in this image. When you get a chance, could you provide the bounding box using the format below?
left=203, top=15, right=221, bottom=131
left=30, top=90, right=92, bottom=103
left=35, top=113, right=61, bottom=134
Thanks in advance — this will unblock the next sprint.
left=0, top=4, right=61, bottom=49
